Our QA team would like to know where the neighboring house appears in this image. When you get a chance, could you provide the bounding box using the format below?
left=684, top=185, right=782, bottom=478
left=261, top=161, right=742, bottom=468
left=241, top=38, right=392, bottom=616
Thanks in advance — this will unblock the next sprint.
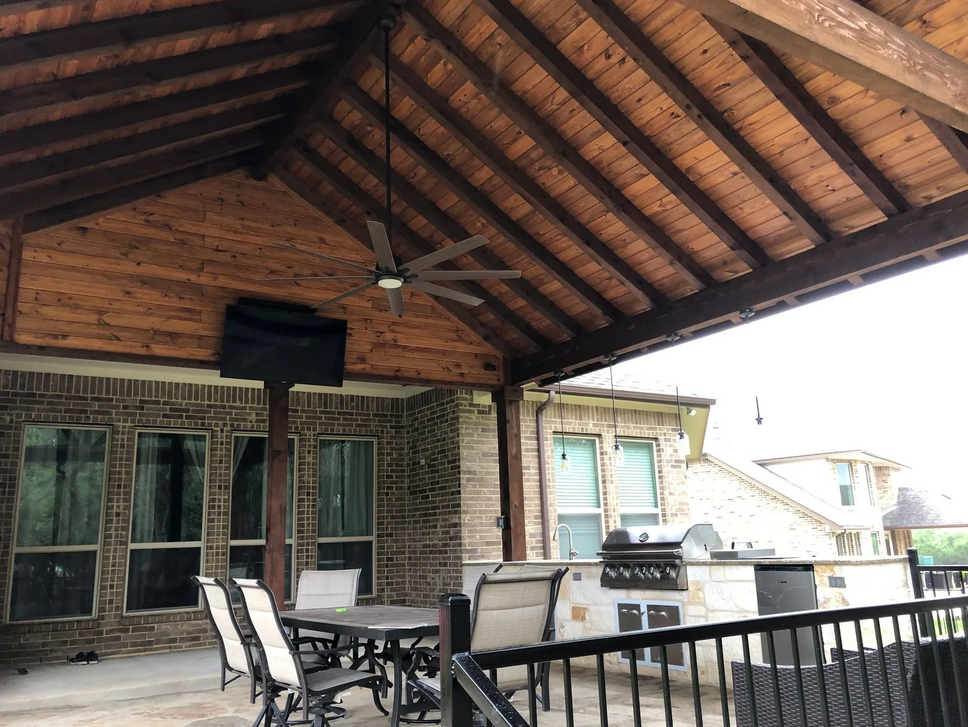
left=882, top=486, right=968, bottom=554
left=687, top=448, right=907, bottom=558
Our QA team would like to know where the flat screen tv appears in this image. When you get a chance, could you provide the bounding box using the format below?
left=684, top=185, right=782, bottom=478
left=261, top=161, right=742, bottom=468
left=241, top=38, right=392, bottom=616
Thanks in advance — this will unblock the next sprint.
left=220, top=302, right=348, bottom=386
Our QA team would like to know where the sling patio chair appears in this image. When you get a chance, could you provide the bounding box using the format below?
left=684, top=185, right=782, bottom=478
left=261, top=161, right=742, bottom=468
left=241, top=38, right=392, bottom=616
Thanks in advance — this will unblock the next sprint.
left=193, top=576, right=261, bottom=705
left=293, top=569, right=361, bottom=664
left=233, top=577, right=382, bottom=727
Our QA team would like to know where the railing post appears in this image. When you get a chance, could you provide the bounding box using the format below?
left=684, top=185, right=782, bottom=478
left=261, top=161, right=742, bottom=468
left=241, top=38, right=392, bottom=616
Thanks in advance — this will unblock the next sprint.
left=440, top=593, right=474, bottom=727
left=908, top=547, right=928, bottom=636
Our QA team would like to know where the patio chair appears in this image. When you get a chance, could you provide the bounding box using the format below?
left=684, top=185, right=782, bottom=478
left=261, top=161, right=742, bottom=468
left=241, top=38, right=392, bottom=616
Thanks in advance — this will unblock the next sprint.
left=410, top=569, right=565, bottom=717
left=192, top=576, right=261, bottom=705
left=294, top=569, right=360, bottom=661
left=233, top=577, right=382, bottom=727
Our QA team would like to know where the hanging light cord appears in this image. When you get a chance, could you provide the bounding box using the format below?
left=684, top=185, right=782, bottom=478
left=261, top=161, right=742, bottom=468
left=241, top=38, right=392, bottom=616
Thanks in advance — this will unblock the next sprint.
left=608, top=355, right=618, bottom=436
left=557, top=373, right=566, bottom=458
left=676, top=386, right=684, bottom=434
left=383, top=29, right=392, bottom=244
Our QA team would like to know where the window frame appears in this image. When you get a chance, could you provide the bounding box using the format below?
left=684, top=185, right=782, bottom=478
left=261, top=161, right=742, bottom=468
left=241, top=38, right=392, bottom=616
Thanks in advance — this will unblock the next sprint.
left=553, top=434, right=605, bottom=559
left=5, top=423, right=111, bottom=624
left=227, top=433, right=298, bottom=603
left=860, top=463, right=876, bottom=507
left=123, top=428, right=210, bottom=616
left=615, top=437, right=661, bottom=528
left=836, top=462, right=855, bottom=506
left=316, top=435, right=377, bottom=598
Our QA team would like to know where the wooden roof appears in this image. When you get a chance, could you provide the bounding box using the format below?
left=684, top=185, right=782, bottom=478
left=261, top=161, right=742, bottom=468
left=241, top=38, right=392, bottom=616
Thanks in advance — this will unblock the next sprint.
left=2, top=0, right=968, bottom=389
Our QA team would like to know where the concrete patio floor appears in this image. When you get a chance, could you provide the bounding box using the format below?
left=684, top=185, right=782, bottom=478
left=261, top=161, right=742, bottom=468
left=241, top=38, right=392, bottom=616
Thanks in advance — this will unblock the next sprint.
left=0, top=648, right=730, bottom=726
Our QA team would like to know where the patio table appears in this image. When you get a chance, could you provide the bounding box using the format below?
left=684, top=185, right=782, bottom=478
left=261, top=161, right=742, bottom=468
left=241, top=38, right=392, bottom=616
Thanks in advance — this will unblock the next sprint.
left=281, top=605, right=439, bottom=727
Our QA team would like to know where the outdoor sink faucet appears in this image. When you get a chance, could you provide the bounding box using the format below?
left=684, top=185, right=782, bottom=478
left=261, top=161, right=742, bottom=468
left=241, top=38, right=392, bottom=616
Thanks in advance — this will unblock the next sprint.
left=553, top=523, right=578, bottom=560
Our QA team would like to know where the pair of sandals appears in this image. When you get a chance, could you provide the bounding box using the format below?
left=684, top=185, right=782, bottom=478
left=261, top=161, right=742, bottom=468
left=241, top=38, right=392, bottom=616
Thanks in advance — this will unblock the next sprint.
left=67, top=651, right=99, bottom=665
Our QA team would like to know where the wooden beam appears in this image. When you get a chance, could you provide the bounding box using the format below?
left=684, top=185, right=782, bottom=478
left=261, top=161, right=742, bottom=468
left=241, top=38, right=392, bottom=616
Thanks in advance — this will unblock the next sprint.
left=273, top=166, right=516, bottom=358
left=0, top=26, right=343, bottom=123
left=265, top=381, right=292, bottom=610
left=291, top=142, right=550, bottom=351
left=564, top=0, right=831, bottom=246
left=495, top=383, right=527, bottom=562
left=0, top=1, right=86, bottom=14
left=1, top=217, right=24, bottom=342
left=23, top=155, right=249, bottom=234
left=468, top=0, right=777, bottom=264
left=253, top=1, right=392, bottom=179
left=0, top=131, right=263, bottom=219
left=339, top=84, right=621, bottom=323
left=674, top=0, right=968, bottom=134
left=0, top=0, right=358, bottom=74
left=378, top=51, right=667, bottom=308
left=711, top=21, right=910, bottom=217
left=315, top=116, right=582, bottom=339
left=511, top=188, right=968, bottom=383
left=919, top=116, right=968, bottom=174
left=405, top=6, right=715, bottom=291
left=0, top=100, right=286, bottom=194
left=0, top=67, right=310, bottom=163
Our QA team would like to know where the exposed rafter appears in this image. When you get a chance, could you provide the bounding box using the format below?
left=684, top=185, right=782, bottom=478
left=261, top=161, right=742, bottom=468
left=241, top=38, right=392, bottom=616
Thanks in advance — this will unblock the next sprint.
left=1, top=217, right=24, bottom=342
left=289, top=143, right=552, bottom=351
left=376, top=49, right=668, bottom=308
left=675, top=0, right=968, bottom=134
left=512, top=188, right=968, bottom=383
left=466, top=0, right=779, bottom=264
left=253, top=1, right=393, bottom=180
left=0, top=0, right=359, bottom=74
left=920, top=116, right=968, bottom=174
left=314, top=117, right=582, bottom=338
left=406, top=4, right=717, bottom=290
left=339, top=84, right=621, bottom=323
left=711, top=20, right=910, bottom=217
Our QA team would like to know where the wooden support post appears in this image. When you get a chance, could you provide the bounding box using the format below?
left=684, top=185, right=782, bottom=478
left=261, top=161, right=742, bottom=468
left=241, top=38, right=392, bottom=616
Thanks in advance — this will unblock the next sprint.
left=265, top=381, right=292, bottom=609
left=495, top=384, right=526, bottom=562
left=1, top=217, right=24, bottom=342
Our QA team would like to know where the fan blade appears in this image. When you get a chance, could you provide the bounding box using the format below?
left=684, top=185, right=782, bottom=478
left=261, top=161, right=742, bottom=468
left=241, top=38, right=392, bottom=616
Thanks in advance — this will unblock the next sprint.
left=367, top=221, right=397, bottom=273
left=311, top=283, right=375, bottom=309
left=273, top=243, right=373, bottom=274
left=386, top=287, right=405, bottom=317
left=409, top=280, right=485, bottom=307
left=417, top=270, right=522, bottom=281
left=405, top=235, right=489, bottom=273
left=261, top=275, right=373, bottom=281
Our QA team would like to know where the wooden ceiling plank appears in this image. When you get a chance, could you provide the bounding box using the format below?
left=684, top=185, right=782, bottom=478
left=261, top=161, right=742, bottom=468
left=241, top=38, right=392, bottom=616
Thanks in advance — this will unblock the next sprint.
left=340, top=83, right=622, bottom=323
left=405, top=5, right=712, bottom=293
left=0, top=25, right=345, bottom=122
left=273, top=165, right=516, bottom=359
left=0, top=1, right=80, bottom=14
left=674, top=0, right=968, bottom=134
left=0, top=100, right=287, bottom=194
left=314, top=116, right=583, bottom=339
left=0, top=0, right=360, bottom=74
left=253, top=1, right=393, bottom=179
left=1, top=217, right=23, bottom=341
left=23, top=156, right=250, bottom=235
left=919, top=116, right=968, bottom=173
left=0, top=67, right=310, bottom=162
left=711, top=20, right=910, bottom=217
left=291, top=142, right=551, bottom=351
left=378, top=49, right=667, bottom=309
left=511, top=186, right=968, bottom=383
left=564, top=0, right=830, bottom=248
left=3, top=132, right=263, bottom=220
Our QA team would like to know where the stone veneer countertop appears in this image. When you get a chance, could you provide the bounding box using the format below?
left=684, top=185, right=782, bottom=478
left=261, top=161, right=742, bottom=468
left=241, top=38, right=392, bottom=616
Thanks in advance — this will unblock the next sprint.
left=465, top=556, right=908, bottom=567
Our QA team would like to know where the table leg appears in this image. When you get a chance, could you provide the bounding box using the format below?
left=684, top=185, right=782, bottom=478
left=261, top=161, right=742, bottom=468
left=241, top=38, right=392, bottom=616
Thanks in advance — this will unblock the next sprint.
left=389, top=640, right=404, bottom=727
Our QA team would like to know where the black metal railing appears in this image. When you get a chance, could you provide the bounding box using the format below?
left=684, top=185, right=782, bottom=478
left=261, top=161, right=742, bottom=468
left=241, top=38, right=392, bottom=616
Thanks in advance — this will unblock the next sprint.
left=437, top=592, right=968, bottom=727
left=909, top=547, right=968, bottom=598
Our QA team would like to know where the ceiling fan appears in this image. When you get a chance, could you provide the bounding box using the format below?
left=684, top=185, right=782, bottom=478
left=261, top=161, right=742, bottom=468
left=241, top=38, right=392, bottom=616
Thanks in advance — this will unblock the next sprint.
left=265, top=8, right=521, bottom=318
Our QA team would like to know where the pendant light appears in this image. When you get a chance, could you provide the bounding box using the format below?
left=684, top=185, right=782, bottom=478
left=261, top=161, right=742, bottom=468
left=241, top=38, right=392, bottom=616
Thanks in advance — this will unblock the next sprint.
left=556, top=372, right=569, bottom=472
left=676, top=386, right=690, bottom=458
left=606, top=354, right=624, bottom=466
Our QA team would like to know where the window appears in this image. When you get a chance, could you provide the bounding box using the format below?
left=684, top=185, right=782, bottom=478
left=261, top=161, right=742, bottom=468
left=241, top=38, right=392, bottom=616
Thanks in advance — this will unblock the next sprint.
left=8, top=426, right=109, bottom=622
left=859, top=463, right=876, bottom=507
left=836, top=532, right=863, bottom=556
left=836, top=463, right=854, bottom=506
left=317, top=438, right=375, bottom=597
left=228, top=435, right=296, bottom=601
left=616, top=439, right=660, bottom=528
left=127, top=431, right=208, bottom=612
left=552, top=436, right=603, bottom=559
left=871, top=532, right=880, bottom=556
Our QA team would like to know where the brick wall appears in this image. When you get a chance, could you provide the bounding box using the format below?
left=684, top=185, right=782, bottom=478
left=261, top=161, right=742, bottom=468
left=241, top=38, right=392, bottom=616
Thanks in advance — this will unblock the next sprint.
left=0, top=369, right=409, bottom=664
left=687, top=456, right=839, bottom=558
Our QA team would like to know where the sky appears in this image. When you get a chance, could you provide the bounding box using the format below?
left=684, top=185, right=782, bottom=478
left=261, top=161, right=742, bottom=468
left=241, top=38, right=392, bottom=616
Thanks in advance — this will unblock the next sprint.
left=623, top=253, right=968, bottom=491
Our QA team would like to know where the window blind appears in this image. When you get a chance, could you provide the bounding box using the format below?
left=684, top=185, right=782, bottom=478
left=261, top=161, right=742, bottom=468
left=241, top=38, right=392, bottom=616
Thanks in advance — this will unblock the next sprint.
left=616, top=439, right=658, bottom=511
left=552, top=436, right=600, bottom=509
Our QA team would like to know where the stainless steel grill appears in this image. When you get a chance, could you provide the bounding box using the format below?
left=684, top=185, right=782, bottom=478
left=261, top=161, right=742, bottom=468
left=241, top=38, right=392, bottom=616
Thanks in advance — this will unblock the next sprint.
left=598, top=524, right=722, bottom=590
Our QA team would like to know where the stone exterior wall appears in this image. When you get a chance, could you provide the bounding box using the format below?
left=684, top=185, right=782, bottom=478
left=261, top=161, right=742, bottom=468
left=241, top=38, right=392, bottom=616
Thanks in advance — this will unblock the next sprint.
left=687, top=456, right=839, bottom=558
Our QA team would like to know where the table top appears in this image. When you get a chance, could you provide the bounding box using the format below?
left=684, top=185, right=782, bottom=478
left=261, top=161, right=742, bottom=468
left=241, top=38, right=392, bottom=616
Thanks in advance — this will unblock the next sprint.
left=281, top=605, right=440, bottom=641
